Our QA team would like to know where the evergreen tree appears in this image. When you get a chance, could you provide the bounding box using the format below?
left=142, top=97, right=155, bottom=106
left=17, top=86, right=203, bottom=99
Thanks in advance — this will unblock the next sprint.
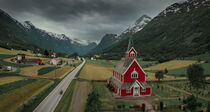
left=207, top=102, right=210, bottom=112
left=187, top=64, right=206, bottom=96
left=44, top=50, right=49, bottom=56
left=164, top=68, right=168, bottom=74
left=155, top=71, right=164, bottom=82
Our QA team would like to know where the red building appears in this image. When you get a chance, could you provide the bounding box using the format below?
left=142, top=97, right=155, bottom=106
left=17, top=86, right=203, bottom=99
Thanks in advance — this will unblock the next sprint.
left=108, top=47, right=151, bottom=96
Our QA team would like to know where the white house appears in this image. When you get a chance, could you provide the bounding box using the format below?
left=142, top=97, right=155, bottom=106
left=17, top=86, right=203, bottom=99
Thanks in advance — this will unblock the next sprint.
left=50, top=58, right=61, bottom=65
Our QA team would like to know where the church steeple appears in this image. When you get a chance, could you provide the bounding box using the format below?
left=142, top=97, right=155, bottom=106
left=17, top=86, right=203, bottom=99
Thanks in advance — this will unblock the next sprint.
left=127, top=37, right=133, bottom=52
left=125, top=37, right=137, bottom=58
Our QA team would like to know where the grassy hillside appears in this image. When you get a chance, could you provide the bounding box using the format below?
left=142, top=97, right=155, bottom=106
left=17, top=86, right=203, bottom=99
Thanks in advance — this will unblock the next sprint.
left=103, top=0, right=210, bottom=61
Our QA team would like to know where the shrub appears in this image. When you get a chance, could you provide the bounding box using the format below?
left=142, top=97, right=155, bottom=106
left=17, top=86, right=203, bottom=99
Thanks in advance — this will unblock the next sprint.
left=85, top=90, right=101, bottom=112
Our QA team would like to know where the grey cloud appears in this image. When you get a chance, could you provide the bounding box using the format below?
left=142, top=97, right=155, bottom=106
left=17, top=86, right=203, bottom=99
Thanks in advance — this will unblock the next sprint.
left=0, top=0, right=185, bottom=41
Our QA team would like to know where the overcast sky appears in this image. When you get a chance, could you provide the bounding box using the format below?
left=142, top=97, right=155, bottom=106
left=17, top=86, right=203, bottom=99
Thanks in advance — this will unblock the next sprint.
left=0, top=0, right=184, bottom=42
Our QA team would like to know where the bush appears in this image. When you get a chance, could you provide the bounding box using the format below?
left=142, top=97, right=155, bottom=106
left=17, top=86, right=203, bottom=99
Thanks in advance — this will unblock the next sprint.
left=207, top=102, right=210, bottom=112
left=85, top=90, right=101, bottom=112
left=160, top=102, right=164, bottom=110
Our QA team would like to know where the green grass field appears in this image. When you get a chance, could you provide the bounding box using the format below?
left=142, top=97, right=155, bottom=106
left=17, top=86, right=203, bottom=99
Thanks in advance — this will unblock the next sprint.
left=38, top=67, right=59, bottom=76
left=86, top=58, right=157, bottom=68
left=0, top=78, right=36, bottom=94
left=168, top=63, right=210, bottom=76
left=186, top=52, right=210, bottom=62
left=93, top=82, right=111, bottom=99
left=55, top=80, right=76, bottom=112
left=86, top=59, right=117, bottom=67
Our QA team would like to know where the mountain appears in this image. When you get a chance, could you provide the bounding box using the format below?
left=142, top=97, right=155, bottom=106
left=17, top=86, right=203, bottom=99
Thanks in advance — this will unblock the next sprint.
left=0, top=9, right=97, bottom=55
left=101, top=0, right=210, bottom=60
left=90, top=15, right=151, bottom=54
left=90, top=34, right=118, bottom=53
left=119, top=15, right=151, bottom=38
left=21, top=21, right=97, bottom=55
left=0, top=9, right=41, bottom=52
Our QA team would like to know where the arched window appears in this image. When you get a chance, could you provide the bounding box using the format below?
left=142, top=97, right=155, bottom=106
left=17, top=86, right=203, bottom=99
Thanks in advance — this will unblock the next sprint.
left=130, top=51, right=135, bottom=57
left=131, top=68, right=138, bottom=78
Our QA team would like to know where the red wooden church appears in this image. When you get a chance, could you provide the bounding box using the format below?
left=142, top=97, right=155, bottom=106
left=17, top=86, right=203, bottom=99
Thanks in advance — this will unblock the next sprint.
left=108, top=46, right=151, bottom=96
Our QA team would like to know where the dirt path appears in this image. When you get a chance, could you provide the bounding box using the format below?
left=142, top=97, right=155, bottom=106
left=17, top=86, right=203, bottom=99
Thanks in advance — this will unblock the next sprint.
left=70, top=81, right=90, bottom=112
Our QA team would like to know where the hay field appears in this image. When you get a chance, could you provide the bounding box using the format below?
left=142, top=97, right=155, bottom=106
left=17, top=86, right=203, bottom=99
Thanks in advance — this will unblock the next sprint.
left=42, top=66, right=73, bottom=79
left=146, top=72, right=186, bottom=81
left=0, top=76, right=24, bottom=85
left=20, top=65, right=73, bottom=78
left=20, top=65, right=51, bottom=77
left=78, top=64, right=113, bottom=80
left=0, top=79, right=53, bottom=112
left=0, top=48, right=34, bottom=56
left=144, top=60, right=201, bottom=71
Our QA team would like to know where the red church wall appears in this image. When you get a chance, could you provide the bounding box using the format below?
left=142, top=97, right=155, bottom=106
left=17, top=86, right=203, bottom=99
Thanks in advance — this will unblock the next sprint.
left=123, top=60, right=145, bottom=82
left=140, top=87, right=151, bottom=95
left=120, top=88, right=134, bottom=96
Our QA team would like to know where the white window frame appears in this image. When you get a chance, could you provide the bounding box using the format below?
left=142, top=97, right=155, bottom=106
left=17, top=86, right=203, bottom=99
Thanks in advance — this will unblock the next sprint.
left=131, top=71, right=138, bottom=78
left=130, top=51, right=135, bottom=57
left=126, top=89, right=131, bottom=93
left=142, top=88, right=146, bottom=92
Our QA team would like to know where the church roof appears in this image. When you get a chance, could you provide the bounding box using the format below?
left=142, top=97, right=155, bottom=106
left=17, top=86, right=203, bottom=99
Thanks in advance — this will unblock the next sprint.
left=109, top=77, right=150, bottom=89
left=114, top=57, right=135, bottom=75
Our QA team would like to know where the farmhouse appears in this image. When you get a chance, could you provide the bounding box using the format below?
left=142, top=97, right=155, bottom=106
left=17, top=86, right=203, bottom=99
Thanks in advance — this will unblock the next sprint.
left=50, top=58, right=61, bottom=65
left=17, top=54, right=26, bottom=61
left=21, top=59, right=42, bottom=65
left=108, top=47, right=151, bottom=96
left=68, top=59, right=74, bottom=66
left=51, top=52, right=56, bottom=58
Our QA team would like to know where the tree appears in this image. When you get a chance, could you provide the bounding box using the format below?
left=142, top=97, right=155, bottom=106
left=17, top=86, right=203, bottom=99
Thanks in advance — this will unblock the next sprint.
left=183, top=95, right=198, bottom=112
left=207, top=102, right=210, bottom=112
left=44, top=50, right=49, bottom=56
left=85, top=90, right=101, bottom=112
left=155, top=71, right=164, bottom=82
left=164, top=68, right=168, bottom=74
left=187, top=64, right=206, bottom=96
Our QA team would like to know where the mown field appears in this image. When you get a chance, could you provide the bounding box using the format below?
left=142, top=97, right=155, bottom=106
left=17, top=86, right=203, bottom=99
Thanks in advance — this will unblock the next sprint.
left=20, top=65, right=73, bottom=78
left=0, top=79, right=53, bottom=112
left=78, top=59, right=114, bottom=80
left=0, top=48, right=35, bottom=56
left=0, top=48, right=76, bottom=112
left=0, top=76, right=24, bottom=85
left=144, top=60, right=200, bottom=71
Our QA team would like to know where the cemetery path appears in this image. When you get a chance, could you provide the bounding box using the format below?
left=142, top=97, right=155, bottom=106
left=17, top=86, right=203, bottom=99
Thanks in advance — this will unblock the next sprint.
left=162, top=84, right=210, bottom=102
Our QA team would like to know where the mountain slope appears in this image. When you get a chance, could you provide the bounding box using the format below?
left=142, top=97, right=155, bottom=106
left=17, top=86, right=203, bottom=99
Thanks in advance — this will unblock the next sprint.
left=0, top=9, right=41, bottom=51
left=103, top=0, right=210, bottom=60
left=119, top=15, right=151, bottom=38
left=90, top=15, right=151, bottom=54
left=90, top=34, right=118, bottom=53
left=0, top=9, right=97, bottom=55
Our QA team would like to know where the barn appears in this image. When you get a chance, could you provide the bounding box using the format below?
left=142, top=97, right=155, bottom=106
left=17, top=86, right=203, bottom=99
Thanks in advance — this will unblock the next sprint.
left=107, top=47, right=151, bottom=96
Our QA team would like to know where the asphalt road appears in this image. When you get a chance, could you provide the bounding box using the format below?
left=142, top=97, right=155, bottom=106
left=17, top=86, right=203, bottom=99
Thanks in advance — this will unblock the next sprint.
left=33, top=59, right=86, bottom=112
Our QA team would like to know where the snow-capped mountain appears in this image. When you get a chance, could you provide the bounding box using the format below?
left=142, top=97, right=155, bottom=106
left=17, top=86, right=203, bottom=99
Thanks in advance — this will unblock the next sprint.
left=20, top=21, right=97, bottom=55
left=90, top=15, right=152, bottom=54
left=158, top=0, right=210, bottom=17
left=0, top=9, right=97, bottom=55
left=120, top=15, right=152, bottom=37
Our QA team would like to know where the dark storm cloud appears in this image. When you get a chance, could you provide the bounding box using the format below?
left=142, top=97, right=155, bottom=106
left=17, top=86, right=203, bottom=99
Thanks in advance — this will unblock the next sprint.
left=0, top=0, right=185, bottom=41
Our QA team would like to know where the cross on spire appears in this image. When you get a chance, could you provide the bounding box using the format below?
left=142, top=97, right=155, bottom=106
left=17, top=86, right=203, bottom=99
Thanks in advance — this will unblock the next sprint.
left=127, top=37, right=133, bottom=52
